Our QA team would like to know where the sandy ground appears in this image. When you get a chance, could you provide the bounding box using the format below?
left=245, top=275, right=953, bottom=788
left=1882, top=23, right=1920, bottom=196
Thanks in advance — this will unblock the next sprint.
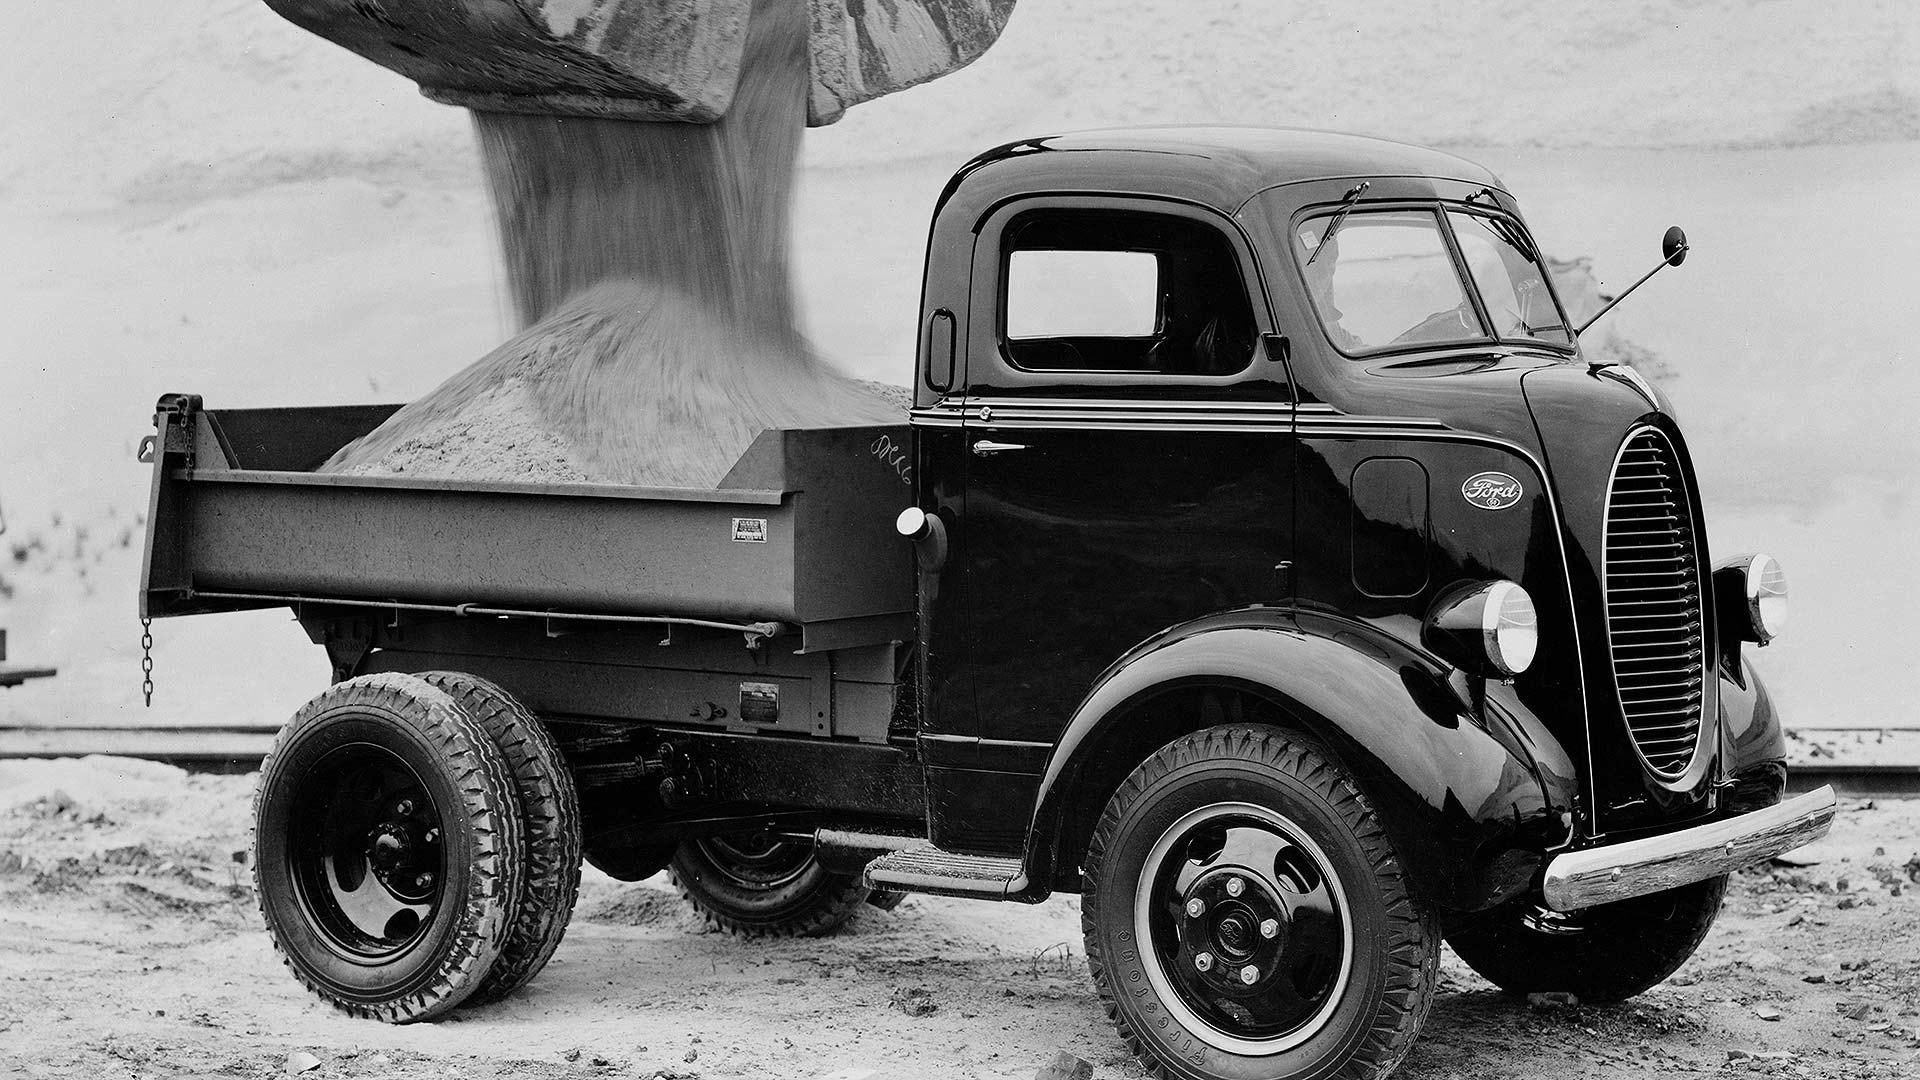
left=0, top=756, right=1915, bottom=1080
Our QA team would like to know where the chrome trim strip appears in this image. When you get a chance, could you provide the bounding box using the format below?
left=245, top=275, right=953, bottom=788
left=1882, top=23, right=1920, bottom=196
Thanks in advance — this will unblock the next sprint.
left=918, top=733, right=1055, bottom=750
left=978, top=420, right=1292, bottom=433
left=967, top=396, right=1300, bottom=413
left=1542, top=786, right=1836, bottom=911
left=909, top=409, right=965, bottom=428
left=1295, top=415, right=1449, bottom=430
left=915, top=397, right=1452, bottom=434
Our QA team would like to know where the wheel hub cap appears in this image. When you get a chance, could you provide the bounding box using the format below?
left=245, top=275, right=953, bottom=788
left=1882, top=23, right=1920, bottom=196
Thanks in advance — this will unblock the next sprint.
left=1133, top=802, right=1355, bottom=1056
left=1180, top=870, right=1289, bottom=984
left=368, top=824, right=411, bottom=871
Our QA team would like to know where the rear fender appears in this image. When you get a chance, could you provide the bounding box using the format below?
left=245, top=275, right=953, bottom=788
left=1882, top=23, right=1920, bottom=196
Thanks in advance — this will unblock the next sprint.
left=1024, top=608, right=1578, bottom=912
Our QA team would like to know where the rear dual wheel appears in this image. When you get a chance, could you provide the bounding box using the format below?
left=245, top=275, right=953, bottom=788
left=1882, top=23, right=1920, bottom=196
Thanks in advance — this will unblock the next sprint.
left=253, top=672, right=579, bottom=1022
left=420, top=671, right=582, bottom=1006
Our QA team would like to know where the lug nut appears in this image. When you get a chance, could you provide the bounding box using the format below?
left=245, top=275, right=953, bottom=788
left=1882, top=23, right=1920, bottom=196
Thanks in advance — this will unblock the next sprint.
left=1185, top=898, right=1206, bottom=918
left=1194, top=952, right=1214, bottom=973
left=1239, top=964, right=1259, bottom=985
left=1259, top=918, right=1279, bottom=939
left=423, top=828, right=440, bottom=844
left=414, top=872, right=434, bottom=890
left=395, top=799, right=415, bottom=817
left=1225, top=876, right=1245, bottom=897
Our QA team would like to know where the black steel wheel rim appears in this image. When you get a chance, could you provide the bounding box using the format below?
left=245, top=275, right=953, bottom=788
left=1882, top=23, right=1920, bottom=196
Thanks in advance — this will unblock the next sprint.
left=693, top=832, right=813, bottom=891
left=1133, top=801, right=1354, bottom=1055
left=288, top=741, right=446, bottom=962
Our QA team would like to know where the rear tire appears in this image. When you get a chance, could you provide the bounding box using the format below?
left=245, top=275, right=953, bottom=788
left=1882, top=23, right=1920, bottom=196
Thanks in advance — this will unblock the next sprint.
left=669, top=832, right=870, bottom=937
left=419, top=672, right=581, bottom=1006
left=1445, top=876, right=1726, bottom=1002
left=1082, top=725, right=1437, bottom=1080
left=253, top=673, right=524, bottom=1023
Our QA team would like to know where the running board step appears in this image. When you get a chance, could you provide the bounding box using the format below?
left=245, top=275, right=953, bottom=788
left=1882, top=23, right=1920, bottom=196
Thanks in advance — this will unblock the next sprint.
left=861, top=846, right=1027, bottom=900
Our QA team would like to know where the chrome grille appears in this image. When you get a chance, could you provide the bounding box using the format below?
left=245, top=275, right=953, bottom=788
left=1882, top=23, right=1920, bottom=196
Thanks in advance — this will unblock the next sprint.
left=1603, top=429, right=1706, bottom=779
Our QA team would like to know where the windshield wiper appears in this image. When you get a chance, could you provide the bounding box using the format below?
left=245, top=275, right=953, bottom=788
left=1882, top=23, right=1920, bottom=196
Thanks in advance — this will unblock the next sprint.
left=1489, top=216, right=1543, bottom=264
left=1306, top=181, right=1369, bottom=265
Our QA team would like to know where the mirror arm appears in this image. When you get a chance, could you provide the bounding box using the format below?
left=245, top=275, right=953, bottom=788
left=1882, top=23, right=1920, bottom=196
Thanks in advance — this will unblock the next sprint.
left=1575, top=259, right=1668, bottom=336
left=1576, top=241, right=1689, bottom=338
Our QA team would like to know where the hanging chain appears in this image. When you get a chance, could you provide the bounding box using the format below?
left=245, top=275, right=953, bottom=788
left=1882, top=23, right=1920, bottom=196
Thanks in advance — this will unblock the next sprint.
left=140, top=616, right=155, bottom=707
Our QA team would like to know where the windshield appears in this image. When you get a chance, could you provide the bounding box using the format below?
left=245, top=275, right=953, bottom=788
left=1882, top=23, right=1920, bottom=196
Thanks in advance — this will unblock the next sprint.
left=1447, top=211, right=1572, bottom=347
left=1293, top=206, right=1571, bottom=356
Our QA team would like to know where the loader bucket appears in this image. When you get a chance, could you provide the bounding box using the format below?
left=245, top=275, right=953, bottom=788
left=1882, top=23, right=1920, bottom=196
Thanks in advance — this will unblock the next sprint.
left=261, top=0, right=1016, bottom=125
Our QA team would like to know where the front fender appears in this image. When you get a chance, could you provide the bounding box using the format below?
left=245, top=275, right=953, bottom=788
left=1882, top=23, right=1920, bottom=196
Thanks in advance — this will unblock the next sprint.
left=1719, top=654, right=1788, bottom=811
left=1026, top=608, right=1579, bottom=912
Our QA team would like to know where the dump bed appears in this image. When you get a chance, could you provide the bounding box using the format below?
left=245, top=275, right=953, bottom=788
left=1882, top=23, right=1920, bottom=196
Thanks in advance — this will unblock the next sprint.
left=139, top=395, right=916, bottom=652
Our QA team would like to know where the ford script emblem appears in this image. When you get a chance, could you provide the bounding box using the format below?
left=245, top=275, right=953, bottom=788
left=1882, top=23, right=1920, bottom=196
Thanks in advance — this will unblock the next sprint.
left=1462, top=471, right=1523, bottom=510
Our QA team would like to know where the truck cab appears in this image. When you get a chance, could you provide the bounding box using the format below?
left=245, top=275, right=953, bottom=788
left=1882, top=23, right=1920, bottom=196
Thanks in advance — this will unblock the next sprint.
left=907, top=126, right=1799, bottom=876
left=140, top=127, right=1831, bottom=1080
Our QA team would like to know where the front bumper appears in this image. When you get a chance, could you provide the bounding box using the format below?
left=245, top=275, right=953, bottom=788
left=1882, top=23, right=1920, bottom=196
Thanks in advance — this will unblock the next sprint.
left=1541, top=786, right=1837, bottom=911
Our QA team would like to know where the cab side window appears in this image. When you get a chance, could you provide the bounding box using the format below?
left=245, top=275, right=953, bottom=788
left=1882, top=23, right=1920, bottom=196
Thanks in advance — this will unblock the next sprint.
left=1000, top=210, right=1256, bottom=377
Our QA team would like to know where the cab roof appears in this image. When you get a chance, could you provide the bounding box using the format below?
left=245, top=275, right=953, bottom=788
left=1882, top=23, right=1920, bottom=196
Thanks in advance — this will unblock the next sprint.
left=939, top=126, right=1508, bottom=219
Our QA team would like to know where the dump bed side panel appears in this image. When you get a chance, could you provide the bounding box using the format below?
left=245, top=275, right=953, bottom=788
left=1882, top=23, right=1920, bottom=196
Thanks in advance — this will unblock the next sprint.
left=171, top=474, right=799, bottom=620
left=140, top=397, right=914, bottom=630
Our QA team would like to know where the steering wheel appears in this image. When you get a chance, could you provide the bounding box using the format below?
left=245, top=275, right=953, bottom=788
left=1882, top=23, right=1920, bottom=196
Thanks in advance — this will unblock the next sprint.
left=1390, top=303, right=1477, bottom=347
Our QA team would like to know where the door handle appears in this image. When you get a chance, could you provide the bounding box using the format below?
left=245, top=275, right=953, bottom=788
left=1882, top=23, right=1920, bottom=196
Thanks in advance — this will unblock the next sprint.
left=971, top=440, right=1030, bottom=456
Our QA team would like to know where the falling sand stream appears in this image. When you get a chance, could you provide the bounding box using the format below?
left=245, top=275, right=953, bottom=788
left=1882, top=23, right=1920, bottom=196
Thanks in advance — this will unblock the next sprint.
left=323, top=0, right=900, bottom=487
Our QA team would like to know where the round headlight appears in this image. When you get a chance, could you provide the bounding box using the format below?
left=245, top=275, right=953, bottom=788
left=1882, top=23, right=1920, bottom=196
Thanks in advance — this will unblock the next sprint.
left=1745, top=553, right=1788, bottom=644
left=1424, top=580, right=1538, bottom=679
left=1483, top=580, right=1538, bottom=676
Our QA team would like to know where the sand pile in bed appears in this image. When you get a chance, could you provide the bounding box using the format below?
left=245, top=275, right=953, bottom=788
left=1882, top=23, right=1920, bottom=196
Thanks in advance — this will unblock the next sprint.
left=328, top=279, right=902, bottom=486
left=322, top=0, right=900, bottom=487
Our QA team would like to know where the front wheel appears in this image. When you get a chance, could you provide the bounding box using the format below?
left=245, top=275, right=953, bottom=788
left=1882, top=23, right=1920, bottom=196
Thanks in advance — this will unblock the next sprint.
left=1083, top=725, right=1437, bottom=1080
left=1445, top=876, right=1726, bottom=1002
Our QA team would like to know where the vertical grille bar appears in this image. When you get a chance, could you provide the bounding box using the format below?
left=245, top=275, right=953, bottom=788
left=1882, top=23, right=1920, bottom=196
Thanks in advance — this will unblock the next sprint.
left=1603, top=429, right=1705, bottom=779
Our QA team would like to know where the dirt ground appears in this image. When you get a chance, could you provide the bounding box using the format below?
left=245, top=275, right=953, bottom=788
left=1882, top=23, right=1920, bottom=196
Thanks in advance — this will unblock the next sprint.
left=0, top=757, right=1914, bottom=1080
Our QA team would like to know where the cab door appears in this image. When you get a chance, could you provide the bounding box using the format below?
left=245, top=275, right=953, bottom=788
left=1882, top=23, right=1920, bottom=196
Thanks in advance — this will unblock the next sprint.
left=932, top=197, right=1297, bottom=851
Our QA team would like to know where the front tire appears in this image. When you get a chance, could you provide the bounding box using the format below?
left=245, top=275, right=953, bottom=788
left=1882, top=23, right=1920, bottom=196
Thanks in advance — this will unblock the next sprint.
left=1445, top=876, right=1726, bottom=1002
left=253, top=673, right=525, bottom=1023
left=668, top=832, right=869, bottom=937
left=1083, top=725, right=1437, bottom=1080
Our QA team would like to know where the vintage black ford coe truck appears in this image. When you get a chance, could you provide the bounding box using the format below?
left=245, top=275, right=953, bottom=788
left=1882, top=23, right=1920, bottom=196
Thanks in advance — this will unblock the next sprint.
left=140, top=128, right=1833, bottom=1080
